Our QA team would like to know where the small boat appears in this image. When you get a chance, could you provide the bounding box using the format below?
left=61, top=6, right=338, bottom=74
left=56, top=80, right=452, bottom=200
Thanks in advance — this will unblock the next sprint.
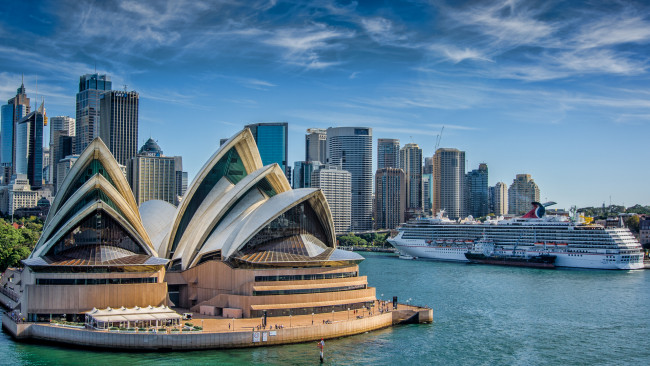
left=464, top=252, right=556, bottom=269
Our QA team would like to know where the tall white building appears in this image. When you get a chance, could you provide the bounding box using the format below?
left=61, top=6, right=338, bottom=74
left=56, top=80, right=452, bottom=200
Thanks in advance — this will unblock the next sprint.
left=8, top=174, right=39, bottom=215
left=433, top=148, right=466, bottom=219
left=305, top=128, right=327, bottom=163
left=326, top=127, right=372, bottom=231
left=56, top=155, right=79, bottom=193
left=128, top=138, right=178, bottom=206
left=508, top=174, right=540, bottom=215
left=312, top=166, right=351, bottom=234
left=400, top=143, right=422, bottom=214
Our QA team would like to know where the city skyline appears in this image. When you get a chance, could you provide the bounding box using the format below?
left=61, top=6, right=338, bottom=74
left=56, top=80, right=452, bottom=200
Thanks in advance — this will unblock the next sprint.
left=1, top=0, right=649, bottom=208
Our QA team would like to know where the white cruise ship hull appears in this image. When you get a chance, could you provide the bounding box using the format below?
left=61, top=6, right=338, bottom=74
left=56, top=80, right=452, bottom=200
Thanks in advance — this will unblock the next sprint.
left=388, top=218, right=645, bottom=270
left=387, top=239, right=468, bottom=262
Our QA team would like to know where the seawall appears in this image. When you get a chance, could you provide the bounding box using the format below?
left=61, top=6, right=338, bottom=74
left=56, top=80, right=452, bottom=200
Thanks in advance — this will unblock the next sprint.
left=2, top=307, right=431, bottom=351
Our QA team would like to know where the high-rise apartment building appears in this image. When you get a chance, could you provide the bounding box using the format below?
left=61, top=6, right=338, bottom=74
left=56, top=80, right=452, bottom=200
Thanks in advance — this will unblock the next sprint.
left=50, top=135, right=73, bottom=194
left=326, top=127, right=373, bottom=231
left=99, top=90, right=139, bottom=166
left=432, top=148, right=466, bottom=219
left=245, top=122, right=288, bottom=175
left=15, top=110, right=45, bottom=190
left=508, top=174, right=540, bottom=215
left=423, top=157, right=434, bottom=174
left=56, top=155, right=78, bottom=193
left=422, top=173, right=432, bottom=216
left=174, top=156, right=188, bottom=200
left=293, top=161, right=322, bottom=189
left=42, top=147, right=50, bottom=184
left=489, top=182, right=508, bottom=216
left=49, top=115, right=75, bottom=137
left=466, top=163, right=488, bottom=218
left=377, top=138, right=400, bottom=169
left=305, top=128, right=327, bottom=163
left=374, top=168, right=405, bottom=230
left=311, top=166, right=351, bottom=234
left=49, top=116, right=75, bottom=190
left=1, top=81, right=30, bottom=180
left=128, top=138, right=177, bottom=206
left=400, top=143, right=423, bottom=215
left=75, top=73, right=111, bottom=154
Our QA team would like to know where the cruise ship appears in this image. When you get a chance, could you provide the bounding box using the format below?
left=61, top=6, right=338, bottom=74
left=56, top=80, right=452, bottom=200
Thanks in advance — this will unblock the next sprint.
left=387, top=203, right=644, bottom=270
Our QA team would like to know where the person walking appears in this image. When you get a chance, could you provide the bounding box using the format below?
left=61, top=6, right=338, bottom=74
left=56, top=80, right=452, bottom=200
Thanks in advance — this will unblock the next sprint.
left=317, top=338, right=325, bottom=363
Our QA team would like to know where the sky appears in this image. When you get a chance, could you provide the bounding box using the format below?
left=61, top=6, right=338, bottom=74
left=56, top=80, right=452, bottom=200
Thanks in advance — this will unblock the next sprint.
left=1, top=0, right=649, bottom=209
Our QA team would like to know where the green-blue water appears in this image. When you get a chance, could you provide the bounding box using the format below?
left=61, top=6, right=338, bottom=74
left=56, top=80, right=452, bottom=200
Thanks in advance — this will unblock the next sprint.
left=2, top=253, right=649, bottom=365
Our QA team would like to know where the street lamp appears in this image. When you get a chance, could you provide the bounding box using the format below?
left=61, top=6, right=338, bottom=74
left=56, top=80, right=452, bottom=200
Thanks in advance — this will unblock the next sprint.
left=332, top=310, right=334, bottom=321
left=347, top=308, right=350, bottom=321
left=289, top=314, right=292, bottom=328
left=311, top=312, right=314, bottom=325
left=232, top=317, right=235, bottom=332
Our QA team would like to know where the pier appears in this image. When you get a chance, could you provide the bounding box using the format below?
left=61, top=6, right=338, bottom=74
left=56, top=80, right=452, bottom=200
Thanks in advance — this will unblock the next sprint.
left=2, top=302, right=432, bottom=351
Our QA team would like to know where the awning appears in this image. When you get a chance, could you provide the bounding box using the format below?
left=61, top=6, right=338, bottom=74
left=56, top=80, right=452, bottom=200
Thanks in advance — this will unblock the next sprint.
left=92, top=315, right=129, bottom=323
left=122, top=314, right=157, bottom=321
left=150, top=313, right=181, bottom=320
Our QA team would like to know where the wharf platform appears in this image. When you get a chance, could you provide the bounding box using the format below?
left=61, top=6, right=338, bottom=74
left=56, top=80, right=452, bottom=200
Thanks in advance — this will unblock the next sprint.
left=2, top=303, right=432, bottom=351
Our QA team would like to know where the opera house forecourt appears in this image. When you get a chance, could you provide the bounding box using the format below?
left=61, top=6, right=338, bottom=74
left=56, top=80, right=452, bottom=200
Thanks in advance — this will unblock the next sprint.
left=1, top=128, right=431, bottom=350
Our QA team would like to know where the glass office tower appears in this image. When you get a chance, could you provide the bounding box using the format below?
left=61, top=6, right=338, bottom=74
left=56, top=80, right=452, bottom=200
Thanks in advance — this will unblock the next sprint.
left=244, top=122, right=288, bottom=173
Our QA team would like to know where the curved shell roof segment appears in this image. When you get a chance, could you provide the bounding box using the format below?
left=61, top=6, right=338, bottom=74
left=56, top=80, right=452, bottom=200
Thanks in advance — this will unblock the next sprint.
left=46, top=138, right=141, bottom=227
left=217, top=188, right=337, bottom=260
left=139, top=200, right=177, bottom=255
left=30, top=137, right=157, bottom=262
left=172, top=163, right=291, bottom=269
left=162, top=129, right=266, bottom=258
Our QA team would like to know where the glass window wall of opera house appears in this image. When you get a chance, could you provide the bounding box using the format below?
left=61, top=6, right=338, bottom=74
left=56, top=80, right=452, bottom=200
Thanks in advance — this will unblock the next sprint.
left=12, top=128, right=377, bottom=322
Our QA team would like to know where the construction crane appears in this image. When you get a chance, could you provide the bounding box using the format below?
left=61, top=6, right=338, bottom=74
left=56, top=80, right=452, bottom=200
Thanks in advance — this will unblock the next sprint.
left=434, top=126, right=444, bottom=151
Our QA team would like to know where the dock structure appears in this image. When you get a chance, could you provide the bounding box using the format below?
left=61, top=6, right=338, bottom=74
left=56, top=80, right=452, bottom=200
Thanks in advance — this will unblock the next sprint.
left=2, top=303, right=432, bottom=350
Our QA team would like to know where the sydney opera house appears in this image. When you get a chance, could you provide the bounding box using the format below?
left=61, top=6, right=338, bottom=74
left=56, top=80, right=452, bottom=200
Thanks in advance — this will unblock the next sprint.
left=15, top=128, right=376, bottom=322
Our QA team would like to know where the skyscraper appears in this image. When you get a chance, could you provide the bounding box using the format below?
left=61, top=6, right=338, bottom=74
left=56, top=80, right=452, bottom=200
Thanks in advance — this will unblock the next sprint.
left=99, top=90, right=139, bottom=166
left=293, top=160, right=321, bottom=189
left=432, top=148, right=466, bottom=219
left=174, top=156, right=188, bottom=200
left=377, top=138, right=400, bottom=169
left=466, top=163, right=488, bottom=218
left=42, top=146, right=50, bottom=184
left=305, top=128, right=327, bottom=163
left=49, top=116, right=75, bottom=191
left=422, top=173, right=432, bottom=216
left=75, top=73, right=111, bottom=154
left=245, top=122, right=288, bottom=174
left=400, top=143, right=423, bottom=215
left=374, top=168, right=405, bottom=230
left=311, top=166, right=351, bottom=234
left=128, top=138, right=177, bottom=206
left=423, top=157, right=434, bottom=174
left=15, top=109, right=45, bottom=190
left=508, top=174, right=540, bottom=215
left=1, top=81, right=30, bottom=180
left=49, top=115, right=75, bottom=137
left=326, top=127, right=373, bottom=231
left=489, top=182, right=508, bottom=216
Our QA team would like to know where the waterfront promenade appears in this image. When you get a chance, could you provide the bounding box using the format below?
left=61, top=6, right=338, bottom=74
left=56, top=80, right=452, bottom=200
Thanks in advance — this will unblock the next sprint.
left=2, top=302, right=431, bottom=350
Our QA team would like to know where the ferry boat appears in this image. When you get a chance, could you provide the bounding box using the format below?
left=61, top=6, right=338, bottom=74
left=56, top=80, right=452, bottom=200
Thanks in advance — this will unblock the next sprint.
left=464, top=237, right=556, bottom=269
left=387, top=203, right=644, bottom=270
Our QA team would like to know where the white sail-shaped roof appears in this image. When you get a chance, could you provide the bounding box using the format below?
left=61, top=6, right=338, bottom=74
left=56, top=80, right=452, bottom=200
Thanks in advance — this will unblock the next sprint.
left=27, top=138, right=160, bottom=266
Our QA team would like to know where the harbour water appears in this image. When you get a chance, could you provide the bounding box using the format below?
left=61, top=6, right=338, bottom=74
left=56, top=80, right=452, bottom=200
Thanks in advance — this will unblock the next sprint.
left=2, top=252, right=649, bottom=365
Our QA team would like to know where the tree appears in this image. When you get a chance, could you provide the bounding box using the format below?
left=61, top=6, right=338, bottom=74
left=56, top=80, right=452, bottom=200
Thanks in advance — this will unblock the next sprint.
left=625, top=215, right=640, bottom=233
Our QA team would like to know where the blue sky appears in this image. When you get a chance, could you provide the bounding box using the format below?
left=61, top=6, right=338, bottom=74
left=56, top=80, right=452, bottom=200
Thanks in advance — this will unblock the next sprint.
left=1, top=0, right=649, bottom=209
